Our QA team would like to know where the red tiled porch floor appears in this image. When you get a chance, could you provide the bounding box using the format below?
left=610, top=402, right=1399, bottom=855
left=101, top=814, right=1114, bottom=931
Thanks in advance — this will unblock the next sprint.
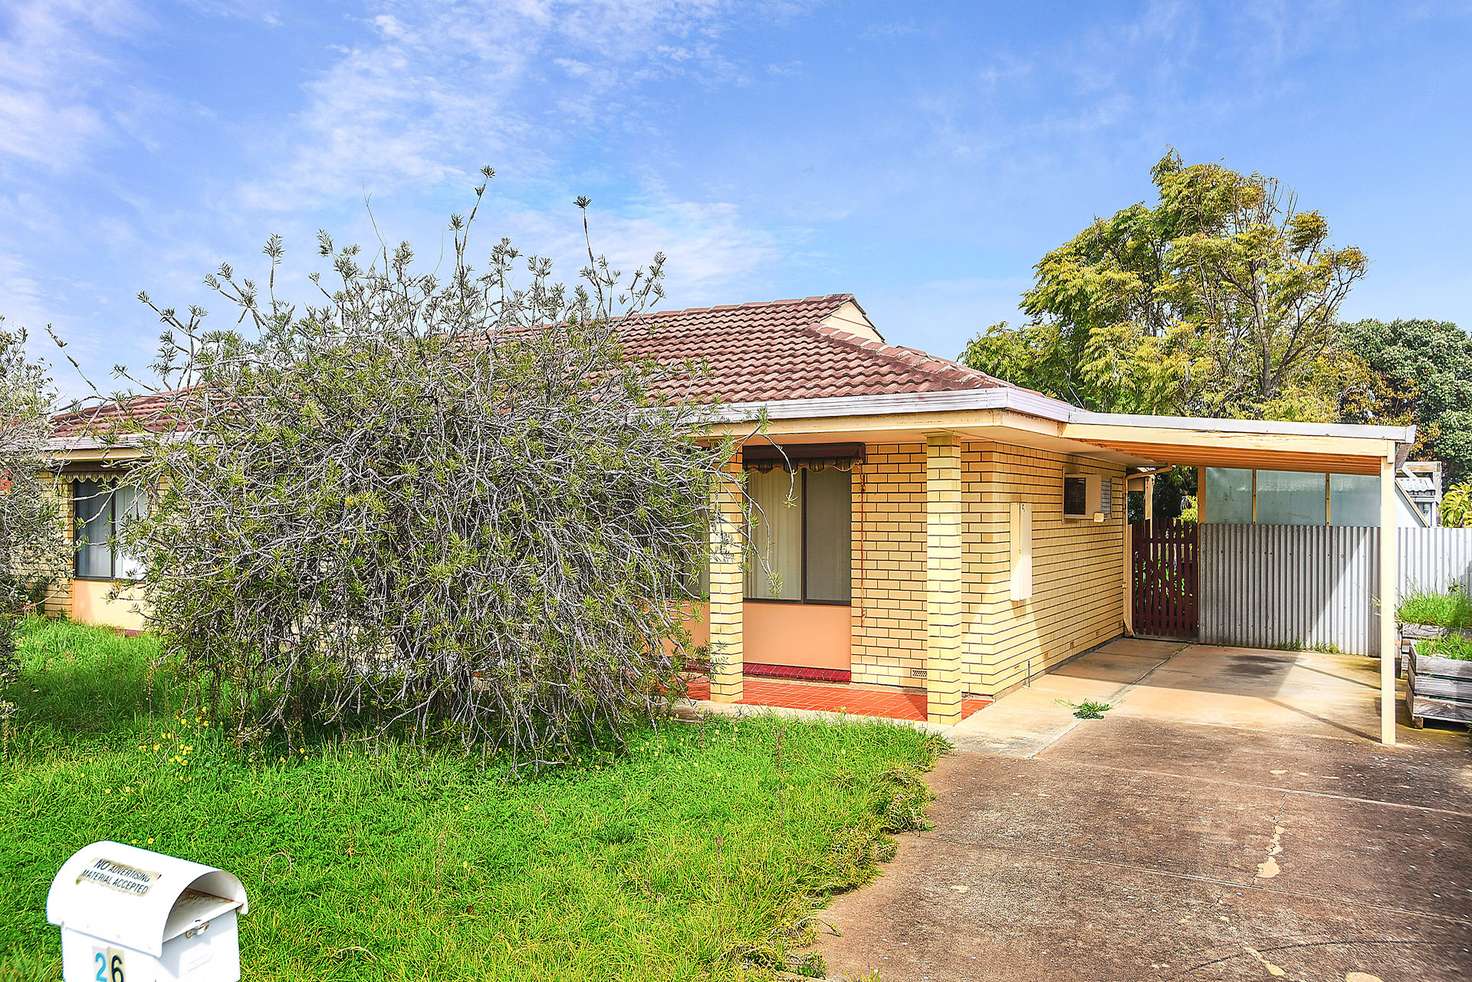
left=683, top=676, right=989, bottom=723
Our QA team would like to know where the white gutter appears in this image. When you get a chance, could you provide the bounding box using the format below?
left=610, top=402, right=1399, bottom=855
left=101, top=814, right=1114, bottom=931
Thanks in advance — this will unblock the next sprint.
left=1068, top=410, right=1416, bottom=444
left=706, top=387, right=1417, bottom=445
left=706, top=386, right=1078, bottom=424
left=45, top=434, right=152, bottom=452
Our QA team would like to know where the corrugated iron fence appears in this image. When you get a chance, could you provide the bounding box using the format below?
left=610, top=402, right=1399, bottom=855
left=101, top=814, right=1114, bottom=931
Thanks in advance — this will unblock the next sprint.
left=1199, top=525, right=1380, bottom=655
left=1197, top=525, right=1472, bottom=656
left=1401, top=527, right=1472, bottom=596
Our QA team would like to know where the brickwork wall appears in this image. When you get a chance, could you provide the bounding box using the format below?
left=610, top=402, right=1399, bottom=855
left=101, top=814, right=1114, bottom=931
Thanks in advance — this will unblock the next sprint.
left=962, top=442, right=1125, bottom=694
left=849, top=442, right=927, bottom=687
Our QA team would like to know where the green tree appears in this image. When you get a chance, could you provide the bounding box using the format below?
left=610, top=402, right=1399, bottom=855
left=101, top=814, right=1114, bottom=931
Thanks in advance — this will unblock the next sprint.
left=1443, top=483, right=1472, bottom=528
left=0, top=324, right=66, bottom=728
left=962, top=150, right=1370, bottom=420
left=1339, top=317, right=1472, bottom=482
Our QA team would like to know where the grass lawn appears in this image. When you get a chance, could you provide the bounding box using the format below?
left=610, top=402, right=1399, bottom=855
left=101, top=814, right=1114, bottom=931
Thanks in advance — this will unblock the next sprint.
left=1, top=619, right=941, bottom=981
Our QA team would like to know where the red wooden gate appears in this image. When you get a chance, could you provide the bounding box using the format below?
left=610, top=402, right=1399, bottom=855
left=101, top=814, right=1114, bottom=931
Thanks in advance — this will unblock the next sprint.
left=1131, top=519, right=1198, bottom=639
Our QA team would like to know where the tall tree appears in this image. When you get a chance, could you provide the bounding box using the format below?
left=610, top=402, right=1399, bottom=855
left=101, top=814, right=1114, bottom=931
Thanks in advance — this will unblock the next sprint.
left=1339, top=317, right=1472, bottom=481
left=962, top=150, right=1370, bottom=420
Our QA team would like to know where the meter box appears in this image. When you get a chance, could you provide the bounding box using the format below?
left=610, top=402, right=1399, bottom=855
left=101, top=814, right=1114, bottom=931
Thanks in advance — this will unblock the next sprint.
left=47, top=841, right=248, bottom=982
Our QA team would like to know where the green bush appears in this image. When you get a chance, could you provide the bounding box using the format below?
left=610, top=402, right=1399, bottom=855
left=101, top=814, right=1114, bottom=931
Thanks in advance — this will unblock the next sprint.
left=1398, top=589, right=1472, bottom=630
left=1415, top=633, right=1472, bottom=662
left=106, top=175, right=741, bottom=764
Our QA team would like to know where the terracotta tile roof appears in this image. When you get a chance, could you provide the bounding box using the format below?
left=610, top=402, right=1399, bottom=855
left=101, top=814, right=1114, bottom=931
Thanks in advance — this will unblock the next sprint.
left=50, top=391, right=186, bottom=438
left=616, top=293, right=1010, bottom=403
left=48, top=295, right=1023, bottom=434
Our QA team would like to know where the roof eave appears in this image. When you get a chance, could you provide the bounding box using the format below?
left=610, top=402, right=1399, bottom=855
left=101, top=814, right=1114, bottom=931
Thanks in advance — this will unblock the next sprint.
left=705, top=389, right=1417, bottom=446
left=704, top=386, right=1077, bottom=424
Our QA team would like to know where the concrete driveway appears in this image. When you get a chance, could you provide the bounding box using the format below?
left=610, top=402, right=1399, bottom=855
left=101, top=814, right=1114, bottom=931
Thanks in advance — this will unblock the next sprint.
left=812, top=640, right=1472, bottom=981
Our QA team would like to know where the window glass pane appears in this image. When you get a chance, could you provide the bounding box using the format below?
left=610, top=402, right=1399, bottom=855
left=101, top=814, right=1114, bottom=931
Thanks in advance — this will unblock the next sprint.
left=74, top=480, right=112, bottom=578
left=1329, top=474, right=1379, bottom=527
left=1204, top=467, right=1252, bottom=524
left=745, top=468, right=802, bottom=600
left=113, top=485, right=147, bottom=580
left=1063, top=476, right=1087, bottom=516
left=804, top=467, right=851, bottom=603
left=1255, top=470, right=1326, bottom=525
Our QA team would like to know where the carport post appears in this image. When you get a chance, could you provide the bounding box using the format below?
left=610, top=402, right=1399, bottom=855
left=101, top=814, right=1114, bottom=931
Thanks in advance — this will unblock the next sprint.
left=1378, top=453, right=1397, bottom=746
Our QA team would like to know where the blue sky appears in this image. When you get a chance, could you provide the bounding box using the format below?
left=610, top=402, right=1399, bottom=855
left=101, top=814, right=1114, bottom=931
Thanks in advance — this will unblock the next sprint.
left=3, top=0, right=1471, bottom=399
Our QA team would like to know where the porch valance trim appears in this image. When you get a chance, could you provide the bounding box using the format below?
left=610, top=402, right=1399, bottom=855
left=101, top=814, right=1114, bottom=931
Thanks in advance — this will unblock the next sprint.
left=742, top=442, right=865, bottom=472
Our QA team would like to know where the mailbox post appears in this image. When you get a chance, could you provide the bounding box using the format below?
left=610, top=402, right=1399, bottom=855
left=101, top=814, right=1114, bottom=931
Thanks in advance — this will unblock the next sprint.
left=47, top=841, right=248, bottom=982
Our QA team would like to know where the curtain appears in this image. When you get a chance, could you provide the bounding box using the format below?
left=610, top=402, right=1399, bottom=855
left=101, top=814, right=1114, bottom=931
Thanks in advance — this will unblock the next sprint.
left=74, top=480, right=112, bottom=578
left=745, top=467, right=802, bottom=600
left=804, top=467, right=851, bottom=602
left=113, top=485, right=147, bottom=579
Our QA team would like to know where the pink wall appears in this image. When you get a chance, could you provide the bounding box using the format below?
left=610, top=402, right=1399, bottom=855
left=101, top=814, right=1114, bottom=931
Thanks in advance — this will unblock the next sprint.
left=682, top=601, right=851, bottom=671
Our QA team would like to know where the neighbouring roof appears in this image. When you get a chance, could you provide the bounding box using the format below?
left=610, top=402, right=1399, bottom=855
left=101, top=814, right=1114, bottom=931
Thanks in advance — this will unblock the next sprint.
left=618, top=293, right=1012, bottom=402
left=47, top=294, right=1024, bottom=438
left=50, top=391, right=186, bottom=439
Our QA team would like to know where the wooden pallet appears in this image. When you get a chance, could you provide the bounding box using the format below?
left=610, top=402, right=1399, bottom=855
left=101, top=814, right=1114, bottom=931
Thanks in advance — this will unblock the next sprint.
left=1405, top=644, right=1472, bottom=729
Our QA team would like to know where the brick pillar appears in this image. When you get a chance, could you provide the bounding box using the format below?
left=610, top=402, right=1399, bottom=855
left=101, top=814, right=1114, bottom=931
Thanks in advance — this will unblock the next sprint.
left=926, top=433, right=964, bottom=724
left=708, top=450, right=744, bottom=703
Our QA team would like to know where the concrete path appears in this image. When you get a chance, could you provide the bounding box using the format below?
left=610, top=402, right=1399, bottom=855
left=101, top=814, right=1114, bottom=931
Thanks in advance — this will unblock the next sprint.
left=948, top=638, right=1184, bottom=756
left=812, top=641, right=1472, bottom=981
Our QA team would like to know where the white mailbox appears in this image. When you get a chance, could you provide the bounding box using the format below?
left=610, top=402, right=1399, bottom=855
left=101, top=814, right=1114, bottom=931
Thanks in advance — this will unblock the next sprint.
left=47, top=841, right=248, bottom=982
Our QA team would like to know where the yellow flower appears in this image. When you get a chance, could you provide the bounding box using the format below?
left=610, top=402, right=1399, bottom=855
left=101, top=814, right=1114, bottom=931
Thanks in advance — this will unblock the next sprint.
left=146, top=837, right=154, bottom=845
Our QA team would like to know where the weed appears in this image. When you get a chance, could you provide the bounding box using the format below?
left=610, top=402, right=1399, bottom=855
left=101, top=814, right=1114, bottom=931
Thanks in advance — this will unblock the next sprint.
left=1057, top=698, right=1112, bottom=719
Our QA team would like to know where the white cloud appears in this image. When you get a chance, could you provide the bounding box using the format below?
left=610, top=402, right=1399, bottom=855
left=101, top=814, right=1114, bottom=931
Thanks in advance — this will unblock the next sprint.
left=237, top=0, right=758, bottom=213
left=496, top=191, right=781, bottom=301
left=0, top=0, right=141, bottom=168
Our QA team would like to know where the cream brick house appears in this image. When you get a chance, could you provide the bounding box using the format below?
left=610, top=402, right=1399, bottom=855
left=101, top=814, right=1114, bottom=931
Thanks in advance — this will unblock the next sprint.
left=42, top=294, right=1418, bottom=742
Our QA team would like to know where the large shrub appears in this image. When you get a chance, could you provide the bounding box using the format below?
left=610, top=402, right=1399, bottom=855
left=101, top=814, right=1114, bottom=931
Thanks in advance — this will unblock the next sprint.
left=0, top=324, right=65, bottom=724
left=119, top=177, right=735, bottom=761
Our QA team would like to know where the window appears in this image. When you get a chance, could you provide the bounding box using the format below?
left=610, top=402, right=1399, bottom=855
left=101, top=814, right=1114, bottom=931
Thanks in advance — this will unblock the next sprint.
left=1204, top=467, right=1253, bottom=524
left=1255, top=470, right=1326, bottom=525
left=744, top=465, right=851, bottom=603
left=1100, top=478, right=1115, bottom=518
left=74, top=480, right=146, bottom=580
left=1203, top=468, right=1386, bottom=527
left=1329, top=474, right=1379, bottom=526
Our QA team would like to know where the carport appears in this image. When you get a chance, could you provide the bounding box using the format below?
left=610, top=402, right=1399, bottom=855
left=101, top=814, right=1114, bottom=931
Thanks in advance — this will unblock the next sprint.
left=1060, top=413, right=1418, bottom=746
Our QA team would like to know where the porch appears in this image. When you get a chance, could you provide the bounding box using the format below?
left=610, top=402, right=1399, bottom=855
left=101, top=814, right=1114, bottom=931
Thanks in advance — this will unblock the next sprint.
left=682, top=674, right=991, bottom=723
left=697, top=411, right=1139, bottom=726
